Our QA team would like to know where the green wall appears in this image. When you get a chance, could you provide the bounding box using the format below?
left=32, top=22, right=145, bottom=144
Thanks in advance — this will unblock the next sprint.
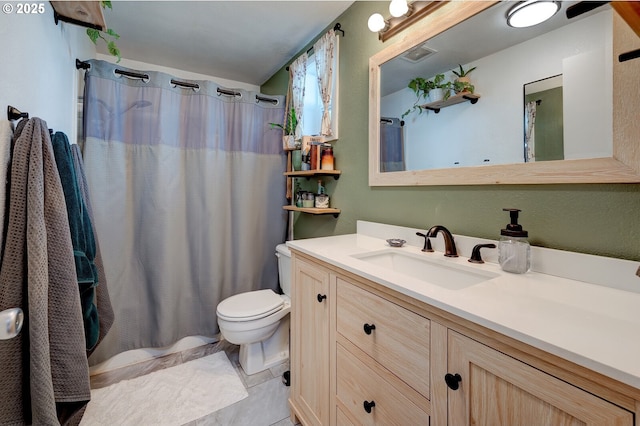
left=262, top=2, right=640, bottom=262
left=525, top=88, right=564, bottom=161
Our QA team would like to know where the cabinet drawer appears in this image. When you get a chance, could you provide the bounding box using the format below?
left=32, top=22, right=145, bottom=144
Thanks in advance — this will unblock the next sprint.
left=337, top=343, right=430, bottom=425
left=336, top=278, right=430, bottom=398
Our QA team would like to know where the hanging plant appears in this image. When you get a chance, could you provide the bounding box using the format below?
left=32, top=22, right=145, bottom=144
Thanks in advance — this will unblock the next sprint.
left=402, top=73, right=451, bottom=119
left=86, top=1, right=121, bottom=63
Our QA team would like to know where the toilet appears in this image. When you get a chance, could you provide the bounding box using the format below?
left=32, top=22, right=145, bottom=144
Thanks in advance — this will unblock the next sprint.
left=216, top=244, right=292, bottom=375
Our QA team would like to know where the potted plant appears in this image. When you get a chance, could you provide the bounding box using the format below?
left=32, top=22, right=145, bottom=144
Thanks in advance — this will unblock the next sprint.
left=451, top=64, right=476, bottom=94
left=452, top=64, right=476, bottom=82
left=402, top=73, right=451, bottom=118
left=269, top=108, right=298, bottom=149
left=453, top=80, right=475, bottom=94
left=428, top=74, right=452, bottom=103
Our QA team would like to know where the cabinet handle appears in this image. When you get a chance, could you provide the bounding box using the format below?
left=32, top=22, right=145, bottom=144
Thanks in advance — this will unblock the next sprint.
left=363, top=400, right=376, bottom=413
left=317, top=294, right=327, bottom=303
left=445, top=373, right=462, bottom=390
left=363, top=323, right=376, bottom=335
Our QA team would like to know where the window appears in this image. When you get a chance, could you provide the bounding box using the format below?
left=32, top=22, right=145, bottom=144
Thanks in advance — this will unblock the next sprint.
left=301, top=50, right=339, bottom=141
left=289, top=29, right=339, bottom=143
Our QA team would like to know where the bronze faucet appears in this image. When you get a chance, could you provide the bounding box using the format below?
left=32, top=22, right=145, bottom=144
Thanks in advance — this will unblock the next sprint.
left=426, top=225, right=458, bottom=257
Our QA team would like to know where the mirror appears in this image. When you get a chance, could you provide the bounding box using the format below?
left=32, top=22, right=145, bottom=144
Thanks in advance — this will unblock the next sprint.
left=524, top=75, right=564, bottom=163
left=369, top=1, right=640, bottom=185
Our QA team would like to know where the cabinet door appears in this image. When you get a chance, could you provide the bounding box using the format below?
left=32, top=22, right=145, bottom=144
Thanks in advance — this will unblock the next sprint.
left=447, top=331, right=634, bottom=426
left=291, top=256, right=331, bottom=426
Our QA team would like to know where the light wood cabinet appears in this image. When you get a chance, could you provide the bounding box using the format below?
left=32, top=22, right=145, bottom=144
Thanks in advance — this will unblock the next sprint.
left=289, top=251, right=638, bottom=425
left=336, top=342, right=429, bottom=425
left=335, top=277, right=431, bottom=424
left=446, top=330, right=633, bottom=425
left=290, top=255, right=333, bottom=426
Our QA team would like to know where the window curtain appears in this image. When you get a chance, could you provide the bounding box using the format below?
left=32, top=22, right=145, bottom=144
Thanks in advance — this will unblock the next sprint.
left=289, top=54, right=307, bottom=140
left=525, top=101, right=537, bottom=162
left=81, top=59, right=287, bottom=364
left=313, top=29, right=337, bottom=137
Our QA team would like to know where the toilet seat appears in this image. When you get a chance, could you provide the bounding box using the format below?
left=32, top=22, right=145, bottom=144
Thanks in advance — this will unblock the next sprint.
left=216, top=289, right=284, bottom=322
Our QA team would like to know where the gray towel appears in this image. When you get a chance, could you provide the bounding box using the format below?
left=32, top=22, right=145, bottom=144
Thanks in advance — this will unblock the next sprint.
left=0, top=120, right=12, bottom=253
left=0, top=118, right=90, bottom=425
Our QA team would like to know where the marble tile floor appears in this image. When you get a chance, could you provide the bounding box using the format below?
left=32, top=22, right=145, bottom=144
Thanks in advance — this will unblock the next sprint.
left=89, top=340, right=296, bottom=426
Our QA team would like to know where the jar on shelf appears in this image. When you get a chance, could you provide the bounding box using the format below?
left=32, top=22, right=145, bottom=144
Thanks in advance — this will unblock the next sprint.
left=321, top=146, right=334, bottom=170
left=302, top=192, right=315, bottom=208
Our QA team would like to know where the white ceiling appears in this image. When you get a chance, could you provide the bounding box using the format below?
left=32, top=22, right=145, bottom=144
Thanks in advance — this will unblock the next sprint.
left=97, top=1, right=354, bottom=85
left=381, top=0, right=607, bottom=96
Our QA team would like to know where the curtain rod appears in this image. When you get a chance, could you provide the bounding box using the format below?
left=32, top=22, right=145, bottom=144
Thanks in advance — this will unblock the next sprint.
left=380, top=118, right=405, bottom=126
left=76, top=59, right=280, bottom=104
left=286, top=23, right=344, bottom=71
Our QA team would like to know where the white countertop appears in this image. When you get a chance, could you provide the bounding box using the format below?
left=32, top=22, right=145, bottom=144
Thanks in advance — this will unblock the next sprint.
left=287, top=221, right=640, bottom=390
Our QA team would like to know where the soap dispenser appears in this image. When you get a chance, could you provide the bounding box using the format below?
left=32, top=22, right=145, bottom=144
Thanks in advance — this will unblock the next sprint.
left=498, top=208, right=530, bottom=274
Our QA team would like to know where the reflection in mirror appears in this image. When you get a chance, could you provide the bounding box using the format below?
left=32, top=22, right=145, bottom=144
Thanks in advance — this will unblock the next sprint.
left=524, top=75, right=563, bottom=163
left=380, top=117, right=405, bottom=171
left=378, top=2, right=612, bottom=173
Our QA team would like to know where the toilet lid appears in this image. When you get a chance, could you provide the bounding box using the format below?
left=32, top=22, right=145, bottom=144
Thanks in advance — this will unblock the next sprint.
left=216, top=289, right=284, bottom=321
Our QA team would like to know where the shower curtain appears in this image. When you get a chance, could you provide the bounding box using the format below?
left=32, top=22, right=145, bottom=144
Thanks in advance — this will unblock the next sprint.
left=82, top=60, right=287, bottom=364
left=380, top=117, right=405, bottom=172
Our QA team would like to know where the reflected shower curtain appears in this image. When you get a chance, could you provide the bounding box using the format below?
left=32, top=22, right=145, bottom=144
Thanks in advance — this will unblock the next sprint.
left=380, top=117, right=405, bottom=172
left=525, top=101, right=537, bottom=162
left=82, top=60, right=287, bottom=364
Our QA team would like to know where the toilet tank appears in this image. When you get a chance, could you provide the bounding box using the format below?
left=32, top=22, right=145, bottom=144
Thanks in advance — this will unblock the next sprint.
left=276, top=244, right=292, bottom=297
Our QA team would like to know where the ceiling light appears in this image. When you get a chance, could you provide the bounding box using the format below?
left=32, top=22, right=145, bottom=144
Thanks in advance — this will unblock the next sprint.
left=368, top=13, right=388, bottom=33
left=389, top=0, right=409, bottom=18
left=507, top=1, right=560, bottom=28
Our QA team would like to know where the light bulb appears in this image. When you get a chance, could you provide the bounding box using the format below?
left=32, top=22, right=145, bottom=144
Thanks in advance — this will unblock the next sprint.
left=389, top=0, right=409, bottom=18
left=368, top=13, right=386, bottom=32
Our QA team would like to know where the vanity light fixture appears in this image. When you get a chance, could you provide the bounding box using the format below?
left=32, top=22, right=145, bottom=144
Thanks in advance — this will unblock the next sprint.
left=506, top=0, right=561, bottom=28
left=389, top=0, right=411, bottom=18
left=368, top=13, right=389, bottom=33
left=368, top=1, right=446, bottom=41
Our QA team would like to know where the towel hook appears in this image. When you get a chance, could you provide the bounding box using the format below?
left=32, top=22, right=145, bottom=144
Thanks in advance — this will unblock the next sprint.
left=7, top=105, right=29, bottom=121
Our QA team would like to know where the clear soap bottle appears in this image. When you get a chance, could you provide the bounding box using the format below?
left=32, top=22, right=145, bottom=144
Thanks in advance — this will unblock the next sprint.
left=498, top=208, right=530, bottom=274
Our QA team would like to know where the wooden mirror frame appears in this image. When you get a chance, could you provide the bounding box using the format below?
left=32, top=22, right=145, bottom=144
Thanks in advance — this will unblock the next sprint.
left=368, top=1, right=640, bottom=185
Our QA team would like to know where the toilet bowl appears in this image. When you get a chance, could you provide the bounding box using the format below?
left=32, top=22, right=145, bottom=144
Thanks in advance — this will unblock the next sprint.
left=216, top=244, right=292, bottom=375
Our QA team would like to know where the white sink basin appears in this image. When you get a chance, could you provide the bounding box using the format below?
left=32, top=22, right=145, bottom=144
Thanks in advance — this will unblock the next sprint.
left=352, top=249, right=499, bottom=290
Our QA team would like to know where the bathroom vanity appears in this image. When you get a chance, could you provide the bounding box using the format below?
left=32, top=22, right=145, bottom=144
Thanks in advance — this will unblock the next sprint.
left=287, top=221, right=640, bottom=425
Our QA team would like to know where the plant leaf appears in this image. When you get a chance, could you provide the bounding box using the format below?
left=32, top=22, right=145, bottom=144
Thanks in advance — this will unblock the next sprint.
left=101, top=1, right=112, bottom=9
left=86, top=28, right=99, bottom=44
left=105, top=28, right=120, bottom=39
left=107, top=41, right=121, bottom=62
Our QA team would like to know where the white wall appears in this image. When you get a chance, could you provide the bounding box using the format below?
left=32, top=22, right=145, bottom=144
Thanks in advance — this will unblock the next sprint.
left=382, top=10, right=613, bottom=171
left=0, top=3, right=94, bottom=143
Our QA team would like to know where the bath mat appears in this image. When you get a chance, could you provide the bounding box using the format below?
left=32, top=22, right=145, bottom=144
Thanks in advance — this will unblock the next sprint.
left=80, top=351, right=248, bottom=425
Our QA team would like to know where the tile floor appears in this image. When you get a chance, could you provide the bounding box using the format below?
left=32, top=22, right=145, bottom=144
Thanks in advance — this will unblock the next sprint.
left=89, top=340, right=295, bottom=426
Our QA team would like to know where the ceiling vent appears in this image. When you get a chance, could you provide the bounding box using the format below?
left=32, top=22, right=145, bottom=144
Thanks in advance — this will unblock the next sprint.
left=401, top=44, right=437, bottom=63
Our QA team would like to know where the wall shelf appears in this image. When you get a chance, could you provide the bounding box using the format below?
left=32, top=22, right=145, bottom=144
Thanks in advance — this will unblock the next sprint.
left=284, top=170, right=341, bottom=180
left=421, top=93, right=480, bottom=113
left=51, top=1, right=106, bottom=30
left=283, top=206, right=340, bottom=218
